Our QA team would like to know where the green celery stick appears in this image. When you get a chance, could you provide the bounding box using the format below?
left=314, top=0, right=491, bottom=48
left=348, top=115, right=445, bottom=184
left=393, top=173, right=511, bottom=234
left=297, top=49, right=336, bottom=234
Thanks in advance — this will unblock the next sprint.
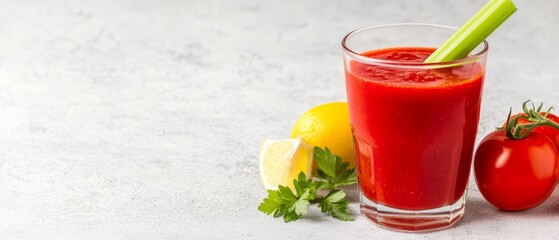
left=424, top=0, right=517, bottom=63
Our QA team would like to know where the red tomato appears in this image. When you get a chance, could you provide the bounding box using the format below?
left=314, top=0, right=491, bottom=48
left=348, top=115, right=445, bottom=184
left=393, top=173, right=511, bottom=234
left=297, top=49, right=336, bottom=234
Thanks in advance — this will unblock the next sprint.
left=504, top=112, right=559, bottom=150
left=474, top=130, right=559, bottom=211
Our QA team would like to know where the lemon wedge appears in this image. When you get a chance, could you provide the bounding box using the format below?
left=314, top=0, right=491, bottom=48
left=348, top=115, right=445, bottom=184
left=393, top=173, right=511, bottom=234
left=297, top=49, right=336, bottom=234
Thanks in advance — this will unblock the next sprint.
left=259, top=138, right=313, bottom=190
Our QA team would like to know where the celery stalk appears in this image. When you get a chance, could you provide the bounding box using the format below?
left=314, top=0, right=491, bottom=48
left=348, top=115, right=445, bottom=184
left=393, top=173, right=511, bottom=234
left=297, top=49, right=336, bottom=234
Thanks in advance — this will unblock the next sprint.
left=424, top=0, right=517, bottom=63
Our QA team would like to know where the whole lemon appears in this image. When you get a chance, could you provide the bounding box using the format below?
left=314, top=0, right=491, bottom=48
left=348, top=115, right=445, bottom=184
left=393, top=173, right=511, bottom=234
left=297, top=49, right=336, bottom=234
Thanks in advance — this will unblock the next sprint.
left=291, top=102, right=355, bottom=168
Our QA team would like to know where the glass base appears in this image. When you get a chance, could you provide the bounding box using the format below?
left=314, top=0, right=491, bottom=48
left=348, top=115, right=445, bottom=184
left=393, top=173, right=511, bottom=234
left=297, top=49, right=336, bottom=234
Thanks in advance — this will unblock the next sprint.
left=360, top=192, right=465, bottom=232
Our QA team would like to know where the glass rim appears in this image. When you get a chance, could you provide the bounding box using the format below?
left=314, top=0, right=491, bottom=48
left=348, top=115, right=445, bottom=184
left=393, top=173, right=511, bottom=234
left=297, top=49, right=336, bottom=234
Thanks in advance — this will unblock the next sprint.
left=341, top=23, right=489, bottom=69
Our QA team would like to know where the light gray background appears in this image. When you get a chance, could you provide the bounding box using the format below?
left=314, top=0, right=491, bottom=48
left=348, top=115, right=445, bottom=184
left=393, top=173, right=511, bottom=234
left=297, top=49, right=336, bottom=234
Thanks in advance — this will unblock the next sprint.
left=0, top=0, right=558, bottom=239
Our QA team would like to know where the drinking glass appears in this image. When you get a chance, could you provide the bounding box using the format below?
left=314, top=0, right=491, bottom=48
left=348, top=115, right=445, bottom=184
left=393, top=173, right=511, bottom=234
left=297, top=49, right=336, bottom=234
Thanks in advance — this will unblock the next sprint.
left=342, top=23, right=488, bottom=232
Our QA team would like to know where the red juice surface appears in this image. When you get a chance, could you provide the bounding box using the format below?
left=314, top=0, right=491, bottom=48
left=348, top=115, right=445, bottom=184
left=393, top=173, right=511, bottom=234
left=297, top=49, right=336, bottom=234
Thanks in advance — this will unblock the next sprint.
left=345, top=47, right=484, bottom=210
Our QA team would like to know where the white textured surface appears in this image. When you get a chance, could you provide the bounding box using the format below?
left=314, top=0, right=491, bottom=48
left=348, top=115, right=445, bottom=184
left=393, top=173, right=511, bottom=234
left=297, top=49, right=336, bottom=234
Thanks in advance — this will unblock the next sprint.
left=1, top=0, right=559, bottom=239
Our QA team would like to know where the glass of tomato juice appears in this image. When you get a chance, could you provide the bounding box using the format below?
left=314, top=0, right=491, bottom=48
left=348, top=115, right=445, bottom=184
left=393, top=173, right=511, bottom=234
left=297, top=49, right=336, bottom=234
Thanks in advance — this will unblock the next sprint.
left=342, top=23, right=488, bottom=232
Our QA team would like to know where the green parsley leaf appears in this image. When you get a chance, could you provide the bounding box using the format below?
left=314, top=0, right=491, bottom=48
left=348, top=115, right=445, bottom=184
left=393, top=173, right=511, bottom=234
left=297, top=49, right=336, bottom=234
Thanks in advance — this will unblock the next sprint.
left=325, top=189, right=345, bottom=202
left=278, top=185, right=297, bottom=201
left=258, top=175, right=316, bottom=223
left=313, top=147, right=357, bottom=189
left=331, top=199, right=352, bottom=221
left=318, top=190, right=353, bottom=221
left=290, top=189, right=310, bottom=215
left=313, top=147, right=337, bottom=177
left=293, top=172, right=316, bottom=199
left=258, top=190, right=282, bottom=215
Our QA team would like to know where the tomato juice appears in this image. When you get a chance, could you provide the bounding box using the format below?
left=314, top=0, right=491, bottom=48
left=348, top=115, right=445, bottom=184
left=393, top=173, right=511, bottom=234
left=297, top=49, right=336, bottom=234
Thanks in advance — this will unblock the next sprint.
left=345, top=47, right=485, bottom=210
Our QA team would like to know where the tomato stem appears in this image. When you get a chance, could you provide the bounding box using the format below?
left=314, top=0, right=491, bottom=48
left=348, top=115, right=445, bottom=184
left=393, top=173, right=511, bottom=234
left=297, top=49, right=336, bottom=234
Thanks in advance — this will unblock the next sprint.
left=504, top=100, right=559, bottom=140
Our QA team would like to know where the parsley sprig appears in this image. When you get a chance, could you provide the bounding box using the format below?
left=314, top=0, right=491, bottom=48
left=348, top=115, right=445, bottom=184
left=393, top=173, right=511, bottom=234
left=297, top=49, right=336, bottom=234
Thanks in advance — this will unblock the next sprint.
left=258, top=147, right=357, bottom=222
